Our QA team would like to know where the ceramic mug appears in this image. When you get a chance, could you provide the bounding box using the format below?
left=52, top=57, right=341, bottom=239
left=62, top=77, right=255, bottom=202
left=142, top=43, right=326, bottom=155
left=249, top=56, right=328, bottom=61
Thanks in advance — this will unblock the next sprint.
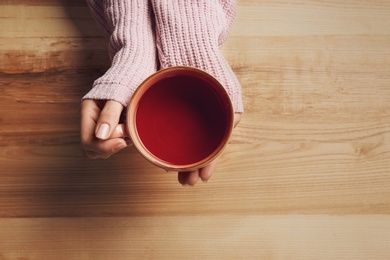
left=117, top=66, right=234, bottom=172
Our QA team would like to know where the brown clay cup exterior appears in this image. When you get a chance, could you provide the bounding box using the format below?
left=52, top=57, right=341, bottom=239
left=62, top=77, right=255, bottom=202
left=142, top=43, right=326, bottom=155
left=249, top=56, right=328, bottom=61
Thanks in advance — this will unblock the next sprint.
left=126, top=66, right=234, bottom=172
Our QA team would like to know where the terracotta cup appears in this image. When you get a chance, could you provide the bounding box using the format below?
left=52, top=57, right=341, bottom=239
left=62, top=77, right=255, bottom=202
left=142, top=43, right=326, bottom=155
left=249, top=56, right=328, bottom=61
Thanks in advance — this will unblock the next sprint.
left=121, top=66, right=234, bottom=172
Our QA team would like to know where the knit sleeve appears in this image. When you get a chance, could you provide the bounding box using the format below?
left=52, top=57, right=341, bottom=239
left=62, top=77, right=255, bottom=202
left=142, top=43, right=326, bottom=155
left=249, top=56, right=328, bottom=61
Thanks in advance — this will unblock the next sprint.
left=151, top=0, right=243, bottom=113
left=83, top=0, right=158, bottom=107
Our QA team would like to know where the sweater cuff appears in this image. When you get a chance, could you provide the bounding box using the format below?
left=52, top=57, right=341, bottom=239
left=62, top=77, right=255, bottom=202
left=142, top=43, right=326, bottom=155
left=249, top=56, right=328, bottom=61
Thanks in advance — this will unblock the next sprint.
left=83, top=80, right=137, bottom=107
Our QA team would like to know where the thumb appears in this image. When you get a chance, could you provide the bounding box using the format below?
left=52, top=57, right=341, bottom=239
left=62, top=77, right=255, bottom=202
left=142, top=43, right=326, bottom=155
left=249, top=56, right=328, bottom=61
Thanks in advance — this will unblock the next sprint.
left=95, top=100, right=124, bottom=140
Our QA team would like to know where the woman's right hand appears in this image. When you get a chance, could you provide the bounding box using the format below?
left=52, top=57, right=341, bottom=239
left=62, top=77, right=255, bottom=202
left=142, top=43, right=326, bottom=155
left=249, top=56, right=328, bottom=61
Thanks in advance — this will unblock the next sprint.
left=80, top=99, right=130, bottom=159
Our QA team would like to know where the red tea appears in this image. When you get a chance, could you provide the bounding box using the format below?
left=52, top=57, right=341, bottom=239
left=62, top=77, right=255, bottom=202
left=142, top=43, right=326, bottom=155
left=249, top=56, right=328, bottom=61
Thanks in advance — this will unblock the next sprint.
left=135, top=75, right=229, bottom=165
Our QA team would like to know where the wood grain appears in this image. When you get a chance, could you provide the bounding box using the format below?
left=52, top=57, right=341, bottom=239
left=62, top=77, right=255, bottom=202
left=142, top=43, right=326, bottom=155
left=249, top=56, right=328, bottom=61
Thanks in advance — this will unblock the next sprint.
left=0, top=0, right=389, bottom=259
left=1, top=215, right=390, bottom=259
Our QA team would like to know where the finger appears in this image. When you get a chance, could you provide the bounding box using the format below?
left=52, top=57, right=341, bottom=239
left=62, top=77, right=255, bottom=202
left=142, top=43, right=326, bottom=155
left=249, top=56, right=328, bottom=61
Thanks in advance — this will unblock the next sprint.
left=85, top=138, right=127, bottom=159
left=199, top=160, right=218, bottom=183
left=85, top=150, right=111, bottom=160
left=80, top=100, right=101, bottom=146
left=95, top=100, right=124, bottom=140
left=124, top=137, right=134, bottom=146
left=178, top=170, right=199, bottom=186
left=187, top=170, right=200, bottom=186
left=94, top=138, right=128, bottom=157
left=85, top=150, right=102, bottom=160
left=109, top=124, right=128, bottom=139
left=178, top=172, right=189, bottom=185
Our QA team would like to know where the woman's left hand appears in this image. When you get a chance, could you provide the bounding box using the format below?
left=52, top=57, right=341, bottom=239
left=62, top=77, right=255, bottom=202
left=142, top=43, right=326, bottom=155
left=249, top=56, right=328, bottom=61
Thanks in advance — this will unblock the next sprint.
left=177, top=113, right=241, bottom=186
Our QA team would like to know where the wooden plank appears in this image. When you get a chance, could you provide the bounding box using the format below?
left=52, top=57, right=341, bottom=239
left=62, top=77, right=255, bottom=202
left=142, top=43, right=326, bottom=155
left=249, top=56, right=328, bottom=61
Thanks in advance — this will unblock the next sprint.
left=224, top=35, right=390, bottom=117
left=0, top=141, right=389, bottom=217
left=0, top=215, right=389, bottom=259
left=0, top=5, right=99, bottom=38
left=0, top=0, right=85, bottom=5
left=0, top=39, right=108, bottom=73
left=233, top=0, right=390, bottom=36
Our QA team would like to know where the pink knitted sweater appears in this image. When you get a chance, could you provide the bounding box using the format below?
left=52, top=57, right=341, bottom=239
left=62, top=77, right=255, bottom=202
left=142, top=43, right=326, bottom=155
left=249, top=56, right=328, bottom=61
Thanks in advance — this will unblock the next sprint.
left=83, top=0, right=243, bottom=113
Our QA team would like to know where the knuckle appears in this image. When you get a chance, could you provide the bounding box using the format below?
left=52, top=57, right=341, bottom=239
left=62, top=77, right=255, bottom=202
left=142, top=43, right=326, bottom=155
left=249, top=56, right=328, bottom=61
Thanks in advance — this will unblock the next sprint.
left=85, top=151, right=98, bottom=159
left=100, top=102, right=122, bottom=122
left=102, top=154, right=111, bottom=160
left=81, top=139, right=94, bottom=151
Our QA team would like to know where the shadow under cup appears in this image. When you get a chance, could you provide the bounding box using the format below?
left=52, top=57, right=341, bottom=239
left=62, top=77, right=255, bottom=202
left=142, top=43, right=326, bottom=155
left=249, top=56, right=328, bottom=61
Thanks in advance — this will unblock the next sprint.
left=127, top=67, right=234, bottom=172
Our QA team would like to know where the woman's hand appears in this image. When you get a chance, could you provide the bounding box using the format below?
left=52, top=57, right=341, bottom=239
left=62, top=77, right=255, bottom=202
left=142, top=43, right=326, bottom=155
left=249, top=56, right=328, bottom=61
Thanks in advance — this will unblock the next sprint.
left=177, top=113, right=241, bottom=186
left=80, top=100, right=128, bottom=159
left=81, top=99, right=241, bottom=186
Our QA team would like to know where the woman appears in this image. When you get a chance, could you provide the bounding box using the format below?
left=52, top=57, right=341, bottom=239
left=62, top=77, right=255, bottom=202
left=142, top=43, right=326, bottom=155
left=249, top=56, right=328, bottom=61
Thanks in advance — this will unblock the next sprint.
left=80, top=0, right=243, bottom=186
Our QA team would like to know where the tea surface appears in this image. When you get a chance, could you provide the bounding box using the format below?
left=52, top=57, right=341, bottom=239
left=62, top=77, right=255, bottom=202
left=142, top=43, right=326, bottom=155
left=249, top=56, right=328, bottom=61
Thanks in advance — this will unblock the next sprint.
left=136, top=75, right=229, bottom=166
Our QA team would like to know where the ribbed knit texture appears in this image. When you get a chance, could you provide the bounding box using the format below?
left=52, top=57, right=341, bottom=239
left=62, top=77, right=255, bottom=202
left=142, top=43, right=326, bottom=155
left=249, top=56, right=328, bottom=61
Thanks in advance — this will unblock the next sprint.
left=152, top=0, right=243, bottom=112
left=83, top=0, right=243, bottom=113
left=83, top=0, right=158, bottom=107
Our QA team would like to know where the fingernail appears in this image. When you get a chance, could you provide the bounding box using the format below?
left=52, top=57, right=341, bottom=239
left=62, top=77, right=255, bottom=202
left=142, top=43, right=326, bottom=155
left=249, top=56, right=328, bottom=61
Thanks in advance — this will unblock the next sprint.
left=113, top=142, right=127, bottom=152
left=115, top=124, right=124, bottom=136
left=96, top=123, right=110, bottom=140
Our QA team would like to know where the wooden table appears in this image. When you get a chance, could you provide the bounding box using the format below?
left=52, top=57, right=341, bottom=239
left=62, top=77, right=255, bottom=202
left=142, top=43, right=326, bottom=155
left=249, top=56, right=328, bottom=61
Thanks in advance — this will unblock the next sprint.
left=1, top=0, right=389, bottom=259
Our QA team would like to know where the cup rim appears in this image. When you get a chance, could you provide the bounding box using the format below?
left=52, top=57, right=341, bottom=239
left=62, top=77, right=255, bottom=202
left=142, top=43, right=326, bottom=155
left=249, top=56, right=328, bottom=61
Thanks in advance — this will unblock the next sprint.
left=127, top=66, right=234, bottom=172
